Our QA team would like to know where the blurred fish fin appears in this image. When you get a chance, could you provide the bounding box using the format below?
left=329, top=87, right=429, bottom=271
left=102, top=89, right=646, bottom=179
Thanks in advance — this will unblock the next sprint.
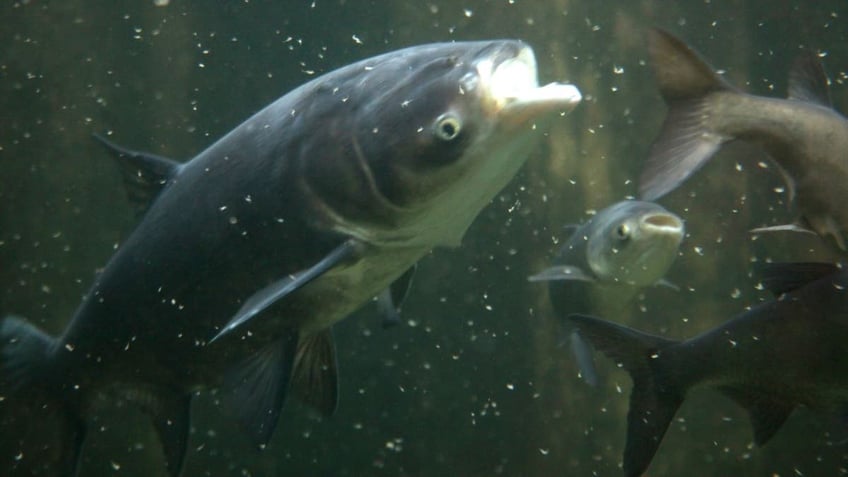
left=378, top=265, right=416, bottom=329
left=640, top=28, right=736, bottom=201
left=749, top=222, right=816, bottom=236
left=805, top=214, right=847, bottom=250
left=654, top=278, right=679, bottom=291
left=787, top=52, right=832, bottom=107
left=92, top=133, right=182, bottom=217
left=561, top=223, right=581, bottom=234
left=291, top=329, right=339, bottom=417
left=1, top=316, right=87, bottom=475
left=528, top=265, right=595, bottom=283
left=566, top=313, right=681, bottom=477
left=755, top=261, right=840, bottom=296
left=211, top=240, right=359, bottom=342
left=224, top=330, right=298, bottom=447
left=718, top=385, right=795, bottom=445
left=638, top=98, right=725, bottom=201
left=569, top=330, right=599, bottom=387
left=148, top=391, right=192, bottom=477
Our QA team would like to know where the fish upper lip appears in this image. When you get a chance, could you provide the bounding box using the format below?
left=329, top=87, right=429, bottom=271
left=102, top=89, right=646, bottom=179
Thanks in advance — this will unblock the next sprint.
left=478, top=45, right=582, bottom=115
left=641, top=213, right=684, bottom=232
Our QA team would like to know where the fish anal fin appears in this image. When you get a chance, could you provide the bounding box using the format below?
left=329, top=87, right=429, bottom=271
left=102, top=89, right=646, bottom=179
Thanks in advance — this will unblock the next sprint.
left=755, top=261, right=839, bottom=296
left=787, top=52, right=833, bottom=107
left=291, top=329, right=339, bottom=417
left=92, top=133, right=182, bottom=217
left=379, top=264, right=416, bottom=329
left=224, top=331, right=298, bottom=447
left=528, top=265, right=595, bottom=283
left=148, top=391, right=192, bottom=477
left=718, top=385, right=795, bottom=446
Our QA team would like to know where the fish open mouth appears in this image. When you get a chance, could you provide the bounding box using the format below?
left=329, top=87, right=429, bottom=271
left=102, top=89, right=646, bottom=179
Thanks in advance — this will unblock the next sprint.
left=642, top=213, right=684, bottom=233
left=479, top=45, right=582, bottom=120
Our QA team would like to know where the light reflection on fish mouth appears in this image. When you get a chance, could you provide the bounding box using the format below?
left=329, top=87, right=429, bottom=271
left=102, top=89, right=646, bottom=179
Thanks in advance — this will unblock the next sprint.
left=642, top=213, right=684, bottom=233
left=478, top=45, right=582, bottom=120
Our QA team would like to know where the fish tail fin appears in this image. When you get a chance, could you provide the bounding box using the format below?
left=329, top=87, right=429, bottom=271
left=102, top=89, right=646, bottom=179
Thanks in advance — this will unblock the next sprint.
left=1, top=315, right=86, bottom=476
left=567, top=314, right=683, bottom=477
left=639, top=28, right=738, bottom=201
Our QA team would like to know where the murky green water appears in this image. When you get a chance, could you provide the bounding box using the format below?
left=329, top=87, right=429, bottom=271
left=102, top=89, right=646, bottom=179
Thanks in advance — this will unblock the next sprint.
left=2, top=1, right=847, bottom=476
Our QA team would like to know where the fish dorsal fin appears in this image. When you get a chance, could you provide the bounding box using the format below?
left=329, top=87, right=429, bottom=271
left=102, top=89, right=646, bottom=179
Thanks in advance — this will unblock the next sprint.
left=291, top=329, right=339, bottom=416
left=755, top=261, right=840, bottom=296
left=647, top=28, right=733, bottom=102
left=210, top=240, right=360, bottom=343
left=787, top=52, right=832, bottom=107
left=224, top=330, right=298, bottom=447
left=92, top=133, right=182, bottom=217
left=147, top=391, right=192, bottom=477
left=718, top=385, right=795, bottom=445
left=527, top=265, right=596, bottom=283
left=378, top=264, right=416, bottom=329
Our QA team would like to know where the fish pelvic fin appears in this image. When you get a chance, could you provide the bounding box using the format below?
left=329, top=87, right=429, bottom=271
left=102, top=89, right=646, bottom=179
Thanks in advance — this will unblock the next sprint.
left=146, top=391, right=192, bottom=477
left=566, top=314, right=681, bottom=477
left=1, top=316, right=87, bottom=476
left=787, top=52, right=833, bottom=107
left=639, top=28, right=736, bottom=201
left=224, top=330, right=299, bottom=447
left=291, top=329, right=339, bottom=417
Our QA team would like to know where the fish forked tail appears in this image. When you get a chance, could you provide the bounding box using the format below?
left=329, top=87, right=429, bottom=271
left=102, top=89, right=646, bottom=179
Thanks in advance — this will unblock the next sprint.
left=639, top=28, right=738, bottom=201
left=566, top=314, right=682, bottom=477
left=1, top=315, right=86, bottom=476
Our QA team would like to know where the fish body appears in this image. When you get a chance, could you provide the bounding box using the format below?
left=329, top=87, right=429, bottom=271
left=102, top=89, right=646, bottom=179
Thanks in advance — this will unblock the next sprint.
left=529, top=200, right=683, bottom=384
left=1, top=41, right=581, bottom=476
left=569, top=262, right=848, bottom=477
left=640, top=28, right=848, bottom=250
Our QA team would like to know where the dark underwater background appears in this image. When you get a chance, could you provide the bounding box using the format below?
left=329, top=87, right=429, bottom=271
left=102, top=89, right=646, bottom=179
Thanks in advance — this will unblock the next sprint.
left=2, top=1, right=847, bottom=476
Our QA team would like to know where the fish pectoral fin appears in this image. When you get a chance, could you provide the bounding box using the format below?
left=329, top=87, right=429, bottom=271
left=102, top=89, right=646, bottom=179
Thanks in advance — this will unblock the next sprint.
left=210, top=240, right=361, bottom=342
left=92, top=133, right=182, bottom=217
left=378, top=264, right=417, bottom=329
left=718, top=385, right=795, bottom=446
left=755, top=261, right=840, bottom=296
left=654, top=278, right=680, bottom=291
left=749, top=223, right=817, bottom=236
left=527, top=265, right=596, bottom=283
left=148, top=391, right=192, bottom=477
left=224, top=330, right=298, bottom=447
left=787, top=51, right=833, bottom=108
left=291, top=329, right=339, bottom=417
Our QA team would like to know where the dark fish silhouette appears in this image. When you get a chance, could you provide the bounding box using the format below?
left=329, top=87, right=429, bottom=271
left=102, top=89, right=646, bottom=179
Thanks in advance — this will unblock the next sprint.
left=640, top=27, right=848, bottom=250
left=529, top=200, right=684, bottom=385
left=0, top=41, right=581, bottom=476
left=568, top=261, right=848, bottom=477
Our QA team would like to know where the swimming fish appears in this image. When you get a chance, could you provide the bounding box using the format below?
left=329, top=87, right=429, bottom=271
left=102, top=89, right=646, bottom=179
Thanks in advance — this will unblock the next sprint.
left=529, top=200, right=684, bottom=385
left=568, top=261, right=848, bottom=477
left=639, top=27, right=848, bottom=250
left=0, top=41, right=581, bottom=476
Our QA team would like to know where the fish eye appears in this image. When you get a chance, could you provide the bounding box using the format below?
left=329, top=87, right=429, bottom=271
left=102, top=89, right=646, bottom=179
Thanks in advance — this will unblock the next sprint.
left=433, top=114, right=462, bottom=141
left=615, top=223, right=630, bottom=240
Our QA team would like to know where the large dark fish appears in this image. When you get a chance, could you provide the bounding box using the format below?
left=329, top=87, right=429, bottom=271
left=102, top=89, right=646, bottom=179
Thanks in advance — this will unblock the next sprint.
left=639, top=28, right=848, bottom=250
left=529, top=200, right=684, bottom=385
left=0, top=41, right=581, bottom=476
left=568, top=262, right=848, bottom=477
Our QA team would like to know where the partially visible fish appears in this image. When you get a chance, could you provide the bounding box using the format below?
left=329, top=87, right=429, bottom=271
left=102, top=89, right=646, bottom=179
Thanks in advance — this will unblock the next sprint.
left=640, top=27, right=848, bottom=250
left=568, top=262, right=848, bottom=477
left=0, top=41, right=581, bottom=476
left=529, top=200, right=684, bottom=385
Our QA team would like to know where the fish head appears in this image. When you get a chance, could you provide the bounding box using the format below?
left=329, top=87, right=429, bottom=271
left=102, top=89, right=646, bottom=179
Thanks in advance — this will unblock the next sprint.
left=297, top=41, right=581, bottom=247
left=586, top=201, right=684, bottom=286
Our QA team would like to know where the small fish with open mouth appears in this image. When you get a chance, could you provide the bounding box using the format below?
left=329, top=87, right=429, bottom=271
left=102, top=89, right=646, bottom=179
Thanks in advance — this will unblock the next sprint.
left=529, top=200, right=684, bottom=385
